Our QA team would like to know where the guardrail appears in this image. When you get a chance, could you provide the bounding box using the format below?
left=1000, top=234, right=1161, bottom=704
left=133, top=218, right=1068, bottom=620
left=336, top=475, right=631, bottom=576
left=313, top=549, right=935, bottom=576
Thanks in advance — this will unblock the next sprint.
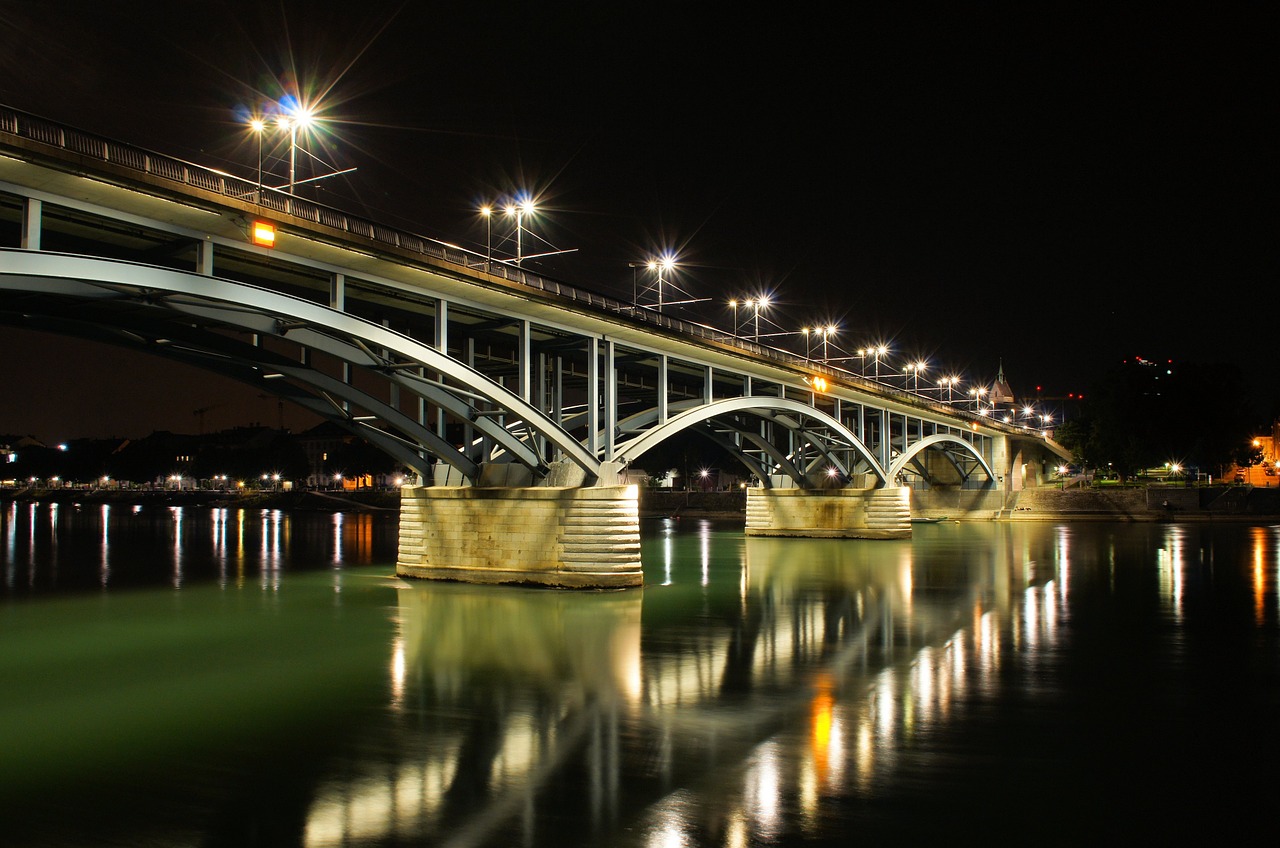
left=1, top=103, right=1026, bottom=434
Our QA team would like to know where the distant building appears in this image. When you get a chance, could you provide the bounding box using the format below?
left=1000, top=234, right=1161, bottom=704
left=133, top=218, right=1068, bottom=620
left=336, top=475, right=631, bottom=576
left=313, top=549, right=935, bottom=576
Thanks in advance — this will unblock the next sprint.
left=297, top=421, right=349, bottom=487
left=991, top=361, right=1015, bottom=406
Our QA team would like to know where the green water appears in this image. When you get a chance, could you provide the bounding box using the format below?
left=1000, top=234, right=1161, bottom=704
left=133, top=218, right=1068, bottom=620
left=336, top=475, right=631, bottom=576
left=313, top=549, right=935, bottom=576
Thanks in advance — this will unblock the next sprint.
left=3, top=503, right=1280, bottom=845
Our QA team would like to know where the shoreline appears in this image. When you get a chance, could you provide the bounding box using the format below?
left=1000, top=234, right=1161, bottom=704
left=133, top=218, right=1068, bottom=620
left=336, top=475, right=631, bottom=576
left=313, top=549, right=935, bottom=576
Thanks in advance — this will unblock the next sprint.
left=3, top=486, right=1278, bottom=524
left=0, top=487, right=401, bottom=512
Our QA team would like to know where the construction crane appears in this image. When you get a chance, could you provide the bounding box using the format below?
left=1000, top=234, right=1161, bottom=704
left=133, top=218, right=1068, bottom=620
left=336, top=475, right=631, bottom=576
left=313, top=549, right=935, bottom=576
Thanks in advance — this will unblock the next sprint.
left=193, top=404, right=225, bottom=435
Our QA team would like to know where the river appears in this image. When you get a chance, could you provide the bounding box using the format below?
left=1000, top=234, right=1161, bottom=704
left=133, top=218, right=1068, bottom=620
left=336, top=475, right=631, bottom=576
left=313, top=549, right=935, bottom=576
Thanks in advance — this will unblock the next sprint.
left=2, top=501, right=1278, bottom=846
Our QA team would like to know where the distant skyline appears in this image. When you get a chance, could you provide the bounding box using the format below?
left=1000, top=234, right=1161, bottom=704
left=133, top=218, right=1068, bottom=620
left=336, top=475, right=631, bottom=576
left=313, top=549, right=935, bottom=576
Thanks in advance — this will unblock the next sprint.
left=1, top=2, right=1273, bottom=440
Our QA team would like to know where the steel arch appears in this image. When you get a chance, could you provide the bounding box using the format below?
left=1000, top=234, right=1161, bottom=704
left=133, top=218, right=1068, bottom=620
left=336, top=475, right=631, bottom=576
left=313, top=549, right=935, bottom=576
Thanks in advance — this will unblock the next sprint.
left=0, top=250, right=601, bottom=482
left=886, top=433, right=996, bottom=485
left=613, top=396, right=889, bottom=486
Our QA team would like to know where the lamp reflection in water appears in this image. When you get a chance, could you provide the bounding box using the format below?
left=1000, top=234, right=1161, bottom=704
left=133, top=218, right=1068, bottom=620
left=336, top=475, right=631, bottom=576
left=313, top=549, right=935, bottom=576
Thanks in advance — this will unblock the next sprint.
left=99, top=503, right=110, bottom=587
left=302, top=582, right=643, bottom=847
left=296, top=523, right=1074, bottom=848
left=632, top=529, right=1066, bottom=846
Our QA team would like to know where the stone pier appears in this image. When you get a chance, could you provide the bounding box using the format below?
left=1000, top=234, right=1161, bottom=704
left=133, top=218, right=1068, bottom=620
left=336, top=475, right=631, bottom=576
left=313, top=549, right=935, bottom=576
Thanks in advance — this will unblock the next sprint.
left=396, top=484, right=643, bottom=588
left=744, top=486, right=912, bottom=539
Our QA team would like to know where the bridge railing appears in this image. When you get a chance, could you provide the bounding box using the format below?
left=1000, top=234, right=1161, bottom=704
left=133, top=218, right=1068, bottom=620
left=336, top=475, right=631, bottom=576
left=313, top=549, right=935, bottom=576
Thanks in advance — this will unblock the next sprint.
left=2, top=103, right=1028, bottom=436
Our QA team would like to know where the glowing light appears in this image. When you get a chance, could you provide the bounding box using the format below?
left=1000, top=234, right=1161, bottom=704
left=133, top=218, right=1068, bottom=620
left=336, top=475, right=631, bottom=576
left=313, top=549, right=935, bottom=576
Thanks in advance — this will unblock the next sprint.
left=251, top=220, right=276, bottom=247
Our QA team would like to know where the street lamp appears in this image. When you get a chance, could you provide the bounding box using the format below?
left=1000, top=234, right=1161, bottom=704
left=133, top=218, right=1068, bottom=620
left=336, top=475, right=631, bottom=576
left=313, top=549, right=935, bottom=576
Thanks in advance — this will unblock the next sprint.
left=248, top=117, right=266, bottom=199
left=479, top=205, right=493, bottom=269
left=748, top=296, right=770, bottom=342
left=248, top=105, right=315, bottom=196
left=871, top=345, right=888, bottom=380
left=646, top=254, right=676, bottom=312
left=819, top=325, right=836, bottom=362
left=904, top=361, right=926, bottom=391
left=504, top=197, right=536, bottom=265
left=802, top=327, right=811, bottom=360
left=274, top=106, right=314, bottom=195
left=729, top=299, right=741, bottom=337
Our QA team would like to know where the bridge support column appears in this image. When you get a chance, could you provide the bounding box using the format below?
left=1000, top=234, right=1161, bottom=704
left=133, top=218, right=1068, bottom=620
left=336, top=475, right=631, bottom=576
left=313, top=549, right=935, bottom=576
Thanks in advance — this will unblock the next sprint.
left=397, top=484, right=642, bottom=588
left=744, top=486, right=912, bottom=539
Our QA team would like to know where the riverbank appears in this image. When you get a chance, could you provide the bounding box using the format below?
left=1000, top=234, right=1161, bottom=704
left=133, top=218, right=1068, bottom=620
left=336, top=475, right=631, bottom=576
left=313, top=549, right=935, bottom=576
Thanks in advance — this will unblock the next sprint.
left=0, top=487, right=401, bottom=512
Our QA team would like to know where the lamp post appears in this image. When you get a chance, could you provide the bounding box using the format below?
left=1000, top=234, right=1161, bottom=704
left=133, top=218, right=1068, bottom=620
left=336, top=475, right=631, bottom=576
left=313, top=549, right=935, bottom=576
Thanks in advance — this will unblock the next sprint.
left=819, top=325, right=836, bottom=362
left=249, top=118, right=266, bottom=200
left=871, top=345, right=888, bottom=380
left=802, top=327, right=811, bottom=360
left=749, top=296, right=769, bottom=342
left=906, top=361, right=925, bottom=391
left=629, top=263, right=643, bottom=308
left=729, top=299, right=740, bottom=337
left=504, top=198, right=535, bottom=265
left=280, top=114, right=296, bottom=193
left=647, top=255, right=676, bottom=312
left=479, top=205, right=493, bottom=269
left=249, top=106, right=314, bottom=196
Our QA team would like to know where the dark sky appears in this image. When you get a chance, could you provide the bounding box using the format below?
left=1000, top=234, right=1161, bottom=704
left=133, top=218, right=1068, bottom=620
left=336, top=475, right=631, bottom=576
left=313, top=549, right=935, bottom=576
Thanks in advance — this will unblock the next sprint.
left=0, top=2, right=1274, bottom=441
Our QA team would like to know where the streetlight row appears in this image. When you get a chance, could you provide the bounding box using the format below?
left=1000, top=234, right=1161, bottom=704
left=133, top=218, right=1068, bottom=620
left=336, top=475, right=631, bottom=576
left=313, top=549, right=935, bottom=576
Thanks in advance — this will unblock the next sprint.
left=244, top=101, right=355, bottom=198
left=236, top=103, right=1047, bottom=426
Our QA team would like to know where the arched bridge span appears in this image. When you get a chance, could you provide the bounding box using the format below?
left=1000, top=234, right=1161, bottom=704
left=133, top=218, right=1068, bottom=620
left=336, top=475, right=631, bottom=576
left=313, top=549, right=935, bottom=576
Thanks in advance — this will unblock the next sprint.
left=887, top=433, right=997, bottom=488
left=0, top=250, right=600, bottom=483
left=614, top=396, right=890, bottom=488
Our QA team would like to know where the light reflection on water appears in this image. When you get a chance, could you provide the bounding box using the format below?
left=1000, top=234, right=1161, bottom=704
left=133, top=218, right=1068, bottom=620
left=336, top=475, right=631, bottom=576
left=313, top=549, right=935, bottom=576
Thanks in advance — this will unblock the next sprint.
left=1, top=505, right=1279, bottom=845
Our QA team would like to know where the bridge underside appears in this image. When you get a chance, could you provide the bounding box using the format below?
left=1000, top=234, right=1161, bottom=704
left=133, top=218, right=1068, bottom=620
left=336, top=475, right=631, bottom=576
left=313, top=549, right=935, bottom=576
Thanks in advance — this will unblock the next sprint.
left=0, top=251, right=602, bottom=486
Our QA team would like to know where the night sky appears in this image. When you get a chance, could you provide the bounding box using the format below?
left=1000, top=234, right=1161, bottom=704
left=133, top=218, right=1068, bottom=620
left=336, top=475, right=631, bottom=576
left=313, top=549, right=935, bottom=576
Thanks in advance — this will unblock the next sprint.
left=0, top=2, right=1273, bottom=442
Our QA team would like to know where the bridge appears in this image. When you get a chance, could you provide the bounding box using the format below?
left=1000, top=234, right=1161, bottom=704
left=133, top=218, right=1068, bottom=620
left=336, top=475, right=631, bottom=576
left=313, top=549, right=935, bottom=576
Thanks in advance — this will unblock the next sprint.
left=0, top=105, right=1069, bottom=588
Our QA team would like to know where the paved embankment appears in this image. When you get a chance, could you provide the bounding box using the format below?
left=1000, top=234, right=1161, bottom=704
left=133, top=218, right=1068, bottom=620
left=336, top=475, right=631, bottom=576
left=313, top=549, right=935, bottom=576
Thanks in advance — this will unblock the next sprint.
left=1000, top=485, right=1280, bottom=522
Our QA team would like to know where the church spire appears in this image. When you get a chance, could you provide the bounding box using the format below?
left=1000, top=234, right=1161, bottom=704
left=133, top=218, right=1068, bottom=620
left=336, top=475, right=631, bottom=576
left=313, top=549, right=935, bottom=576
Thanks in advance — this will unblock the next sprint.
left=991, top=359, right=1015, bottom=404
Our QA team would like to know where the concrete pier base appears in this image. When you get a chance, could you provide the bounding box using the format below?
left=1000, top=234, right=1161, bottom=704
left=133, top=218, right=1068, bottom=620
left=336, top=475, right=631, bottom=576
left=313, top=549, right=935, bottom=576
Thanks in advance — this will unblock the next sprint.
left=397, top=484, right=642, bottom=588
left=744, top=486, right=912, bottom=539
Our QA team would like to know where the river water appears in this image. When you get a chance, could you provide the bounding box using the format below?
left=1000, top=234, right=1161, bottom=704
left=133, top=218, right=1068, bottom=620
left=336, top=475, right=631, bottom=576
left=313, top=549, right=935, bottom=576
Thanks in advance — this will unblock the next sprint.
left=1, top=501, right=1278, bottom=846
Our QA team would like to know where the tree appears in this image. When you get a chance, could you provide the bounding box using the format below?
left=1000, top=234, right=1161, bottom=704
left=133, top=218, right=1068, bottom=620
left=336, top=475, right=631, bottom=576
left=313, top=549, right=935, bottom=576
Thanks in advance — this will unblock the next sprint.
left=328, top=436, right=397, bottom=482
left=1062, top=359, right=1255, bottom=481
